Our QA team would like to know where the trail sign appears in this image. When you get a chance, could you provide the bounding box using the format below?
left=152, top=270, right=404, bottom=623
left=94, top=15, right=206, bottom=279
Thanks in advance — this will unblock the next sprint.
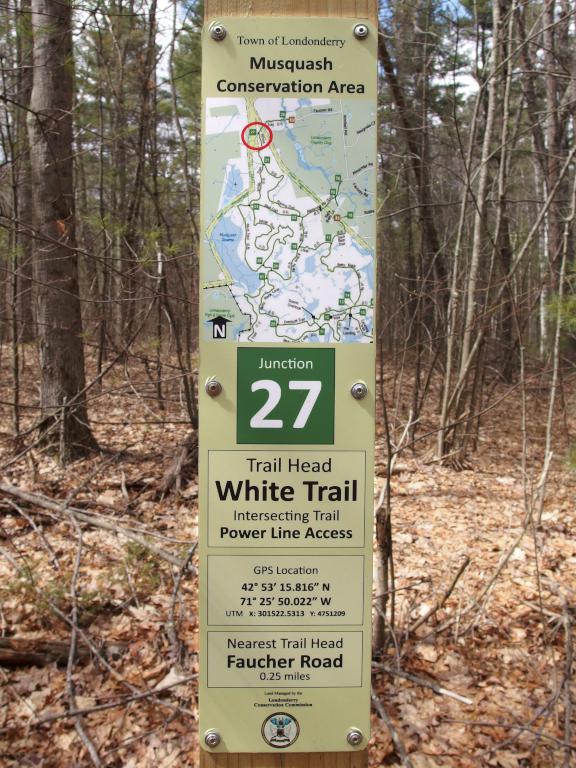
left=199, top=13, right=376, bottom=757
left=236, top=348, right=335, bottom=444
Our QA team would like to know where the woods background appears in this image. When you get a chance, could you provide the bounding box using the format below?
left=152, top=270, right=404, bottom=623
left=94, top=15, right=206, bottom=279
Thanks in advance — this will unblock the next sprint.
left=0, top=1, right=575, bottom=766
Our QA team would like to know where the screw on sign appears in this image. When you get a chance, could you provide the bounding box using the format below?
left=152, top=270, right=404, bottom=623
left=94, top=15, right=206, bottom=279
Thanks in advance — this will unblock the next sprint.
left=350, top=381, right=368, bottom=400
left=205, top=378, right=222, bottom=397
left=209, top=21, right=226, bottom=40
left=353, top=23, right=369, bottom=39
left=204, top=730, right=221, bottom=748
left=346, top=729, right=364, bottom=747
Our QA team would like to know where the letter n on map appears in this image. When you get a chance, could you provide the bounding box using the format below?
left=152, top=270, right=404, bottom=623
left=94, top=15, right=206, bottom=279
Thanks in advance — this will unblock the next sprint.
left=199, top=16, right=376, bottom=755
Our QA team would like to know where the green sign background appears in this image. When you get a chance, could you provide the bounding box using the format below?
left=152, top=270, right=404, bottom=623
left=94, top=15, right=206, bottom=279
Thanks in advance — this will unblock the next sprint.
left=237, top=348, right=335, bottom=444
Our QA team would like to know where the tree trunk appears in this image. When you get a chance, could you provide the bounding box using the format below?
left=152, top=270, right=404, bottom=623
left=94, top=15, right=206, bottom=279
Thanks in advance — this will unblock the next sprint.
left=459, top=0, right=500, bottom=382
left=120, top=0, right=158, bottom=343
left=378, top=33, right=447, bottom=313
left=15, top=0, right=35, bottom=344
left=27, top=0, right=97, bottom=461
left=543, top=0, right=563, bottom=284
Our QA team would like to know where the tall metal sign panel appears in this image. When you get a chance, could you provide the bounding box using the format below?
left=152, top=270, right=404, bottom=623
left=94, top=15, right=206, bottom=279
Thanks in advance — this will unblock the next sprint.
left=199, top=17, right=377, bottom=754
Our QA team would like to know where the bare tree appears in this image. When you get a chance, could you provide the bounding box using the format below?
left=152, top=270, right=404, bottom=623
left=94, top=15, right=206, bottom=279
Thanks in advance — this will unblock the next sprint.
left=27, top=0, right=97, bottom=461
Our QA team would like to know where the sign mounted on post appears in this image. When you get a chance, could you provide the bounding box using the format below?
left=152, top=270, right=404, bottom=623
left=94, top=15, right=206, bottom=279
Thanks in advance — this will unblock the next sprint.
left=199, top=16, right=377, bottom=755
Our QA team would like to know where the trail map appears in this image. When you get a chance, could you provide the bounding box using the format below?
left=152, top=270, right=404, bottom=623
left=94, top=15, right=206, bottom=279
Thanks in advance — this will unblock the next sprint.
left=202, top=97, right=375, bottom=343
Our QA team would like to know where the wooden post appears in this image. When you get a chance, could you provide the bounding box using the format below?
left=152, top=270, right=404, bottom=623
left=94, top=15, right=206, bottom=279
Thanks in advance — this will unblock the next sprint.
left=200, top=752, right=368, bottom=767
left=205, top=0, right=376, bottom=16
left=200, top=1, right=376, bottom=765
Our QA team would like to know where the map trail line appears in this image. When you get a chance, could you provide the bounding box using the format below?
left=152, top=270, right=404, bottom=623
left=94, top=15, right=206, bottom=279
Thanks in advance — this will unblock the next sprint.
left=202, top=96, right=375, bottom=343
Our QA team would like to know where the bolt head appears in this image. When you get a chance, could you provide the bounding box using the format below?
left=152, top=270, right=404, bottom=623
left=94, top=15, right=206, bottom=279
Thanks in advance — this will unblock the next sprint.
left=351, top=381, right=368, bottom=400
left=204, top=730, right=221, bottom=748
left=347, top=728, right=363, bottom=746
left=353, top=23, right=369, bottom=40
left=209, top=22, right=227, bottom=41
left=205, top=379, right=223, bottom=397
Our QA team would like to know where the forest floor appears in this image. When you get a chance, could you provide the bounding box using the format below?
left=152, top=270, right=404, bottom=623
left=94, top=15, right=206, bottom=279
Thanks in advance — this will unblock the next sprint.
left=0, top=348, right=574, bottom=767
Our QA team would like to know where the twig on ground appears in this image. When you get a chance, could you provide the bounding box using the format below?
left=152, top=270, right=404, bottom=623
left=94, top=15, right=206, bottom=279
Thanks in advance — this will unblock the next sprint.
left=424, top=452, right=553, bottom=639
left=0, top=482, right=191, bottom=570
left=0, top=638, right=125, bottom=668
left=1, top=479, right=191, bottom=544
left=63, top=449, right=132, bottom=508
left=30, top=673, right=198, bottom=727
left=520, top=599, right=563, bottom=621
left=544, top=576, right=575, bottom=599
left=0, top=421, right=60, bottom=471
left=479, top=680, right=566, bottom=755
left=5, top=499, right=60, bottom=569
left=66, top=521, right=103, bottom=767
left=446, top=717, right=575, bottom=753
left=0, top=542, right=24, bottom=573
left=166, top=543, right=197, bottom=669
left=373, top=662, right=473, bottom=705
left=101, top=718, right=178, bottom=758
left=371, top=688, right=415, bottom=768
left=0, top=543, right=196, bottom=725
left=0, top=666, right=38, bottom=720
left=408, top=555, right=470, bottom=634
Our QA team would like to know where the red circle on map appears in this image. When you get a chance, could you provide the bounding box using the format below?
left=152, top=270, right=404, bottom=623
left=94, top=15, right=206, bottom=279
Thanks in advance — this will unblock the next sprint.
left=241, top=122, right=273, bottom=151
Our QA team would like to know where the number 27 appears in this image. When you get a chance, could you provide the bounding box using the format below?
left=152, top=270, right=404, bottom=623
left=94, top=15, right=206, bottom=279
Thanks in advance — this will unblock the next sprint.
left=250, top=380, right=321, bottom=429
